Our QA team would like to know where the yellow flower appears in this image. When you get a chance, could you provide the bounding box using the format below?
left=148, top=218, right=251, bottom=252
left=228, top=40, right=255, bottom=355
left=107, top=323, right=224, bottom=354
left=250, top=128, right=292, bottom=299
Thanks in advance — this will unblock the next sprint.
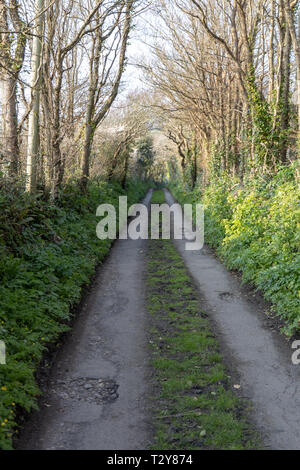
left=1, top=386, right=7, bottom=391
left=1, top=422, right=5, bottom=427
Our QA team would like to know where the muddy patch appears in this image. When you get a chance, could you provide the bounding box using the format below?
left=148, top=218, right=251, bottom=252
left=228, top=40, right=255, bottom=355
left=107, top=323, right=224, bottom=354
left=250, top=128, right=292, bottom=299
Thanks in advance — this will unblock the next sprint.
left=218, top=291, right=234, bottom=300
left=52, top=378, right=119, bottom=404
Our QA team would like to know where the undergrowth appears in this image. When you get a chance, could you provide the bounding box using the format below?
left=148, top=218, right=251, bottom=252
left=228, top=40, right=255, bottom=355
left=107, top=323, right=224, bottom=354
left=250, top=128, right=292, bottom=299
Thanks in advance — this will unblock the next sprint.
left=169, top=162, right=300, bottom=336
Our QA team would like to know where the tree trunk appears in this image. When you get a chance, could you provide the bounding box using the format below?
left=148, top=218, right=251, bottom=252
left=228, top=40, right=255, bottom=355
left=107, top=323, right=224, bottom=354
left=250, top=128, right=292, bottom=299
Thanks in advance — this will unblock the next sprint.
left=51, top=72, right=64, bottom=200
left=80, top=82, right=95, bottom=190
left=51, top=133, right=64, bottom=199
left=284, top=1, right=300, bottom=135
left=26, top=0, right=44, bottom=192
left=108, top=146, right=123, bottom=181
left=121, top=152, right=129, bottom=189
left=0, top=74, right=19, bottom=174
left=279, top=20, right=292, bottom=162
left=81, top=122, right=94, bottom=189
left=268, top=0, right=275, bottom=102
left=0, top=1, right=19, bottom=175
left=191, top=149, right=197, bottom=189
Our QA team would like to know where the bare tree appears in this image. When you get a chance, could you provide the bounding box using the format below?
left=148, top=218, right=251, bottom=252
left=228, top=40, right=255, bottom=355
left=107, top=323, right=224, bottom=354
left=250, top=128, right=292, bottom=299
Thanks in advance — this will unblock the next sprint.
left=142, top=0, right=299, bottom=181
left=81, top=0, right=136, bottom=189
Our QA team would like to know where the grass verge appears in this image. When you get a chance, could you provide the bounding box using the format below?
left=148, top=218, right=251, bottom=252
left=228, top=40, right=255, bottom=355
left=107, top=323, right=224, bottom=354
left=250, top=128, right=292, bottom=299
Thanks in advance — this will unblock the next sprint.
left=146, top=190, right=259, bottom=450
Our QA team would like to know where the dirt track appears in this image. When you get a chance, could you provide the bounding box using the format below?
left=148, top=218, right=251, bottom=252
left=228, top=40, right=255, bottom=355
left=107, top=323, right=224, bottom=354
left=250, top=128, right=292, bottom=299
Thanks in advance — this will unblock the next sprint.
left=17, top=190, right=153, bottom=450
left=17, top=188, right=300, bottom=450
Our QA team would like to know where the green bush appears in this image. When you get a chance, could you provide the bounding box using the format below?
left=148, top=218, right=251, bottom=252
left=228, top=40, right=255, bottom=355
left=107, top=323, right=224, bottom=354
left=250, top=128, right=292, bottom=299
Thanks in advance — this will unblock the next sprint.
left=170, top=164, right=300, bottom=336
left=0, top=179, right=149, bottom=449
